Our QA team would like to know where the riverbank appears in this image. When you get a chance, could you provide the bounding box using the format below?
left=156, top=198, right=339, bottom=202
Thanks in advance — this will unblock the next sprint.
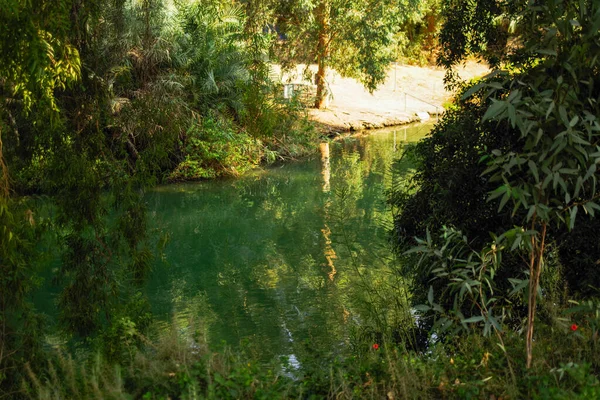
left=281, top=61, right=489, bottom=134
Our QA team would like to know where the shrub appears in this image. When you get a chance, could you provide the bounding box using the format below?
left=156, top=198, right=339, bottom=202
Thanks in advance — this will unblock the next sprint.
left=168, top=116, right=262, bottom=181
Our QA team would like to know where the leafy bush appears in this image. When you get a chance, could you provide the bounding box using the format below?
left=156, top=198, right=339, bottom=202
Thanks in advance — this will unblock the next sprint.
left=169, top=116, right=262, bottom=181
left=390, top=0, right=600, bottom=373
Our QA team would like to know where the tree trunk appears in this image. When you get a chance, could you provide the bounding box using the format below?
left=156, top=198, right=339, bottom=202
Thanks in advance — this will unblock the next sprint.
left=526, top=221, right=547, bottom=368
left=314, top=0, right=330, bottom=109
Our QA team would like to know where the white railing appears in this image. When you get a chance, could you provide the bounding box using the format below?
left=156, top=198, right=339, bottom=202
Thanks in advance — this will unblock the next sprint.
left=401, top=91, right=442, bottom=118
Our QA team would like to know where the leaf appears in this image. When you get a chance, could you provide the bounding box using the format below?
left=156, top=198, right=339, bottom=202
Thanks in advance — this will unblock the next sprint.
left=461, top=82, right=484, bottom=100
left=546, top=101, right=555, bottom=119
left=428, top=285, right=434, bottom=305
left=508, top=103, right=517, bottom=128
left=559, top=105, right=569, bottom=127
left=488, top=315, right=502, bottom=332
left=584, top=202, right=600, bottom=217
left=507, top=89, right=520, bottom=102
left=535, top=128, right=544, bottom=145
left=584, top=163, right=597, bottom=181
left=498, top=192, right=510, bottom=212
left=509, top=278, right=529, bottom=297
left=528, top=160, right=539, bottom=183
left=574, top=176, right=583, bottom=198
left=462, top=315, right=485, bottom=324
left=488, top=185, right=507, bottom=201
left=569, top=115, right=580, bottom=127
left=526, top=205, right=536, bottom=221
left=413, top=304, right=431, bottom=312
left=542, top=173, right=553, bottom=190
left=511, top=234, right=522, bottom=251
left=583, top=202, right=595, bottom=217
left=483, top=99, right=507, bottom=121
left=569, top=206, right=578, bottom=231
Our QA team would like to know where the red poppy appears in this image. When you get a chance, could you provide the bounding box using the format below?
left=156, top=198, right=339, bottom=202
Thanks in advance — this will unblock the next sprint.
left=571, top=324, right=578, bottom=332
left=372, top=343, right=379, bottom=350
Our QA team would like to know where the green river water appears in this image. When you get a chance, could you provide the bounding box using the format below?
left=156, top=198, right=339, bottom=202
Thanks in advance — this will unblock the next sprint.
left=144, top=123, right=432, bottom=366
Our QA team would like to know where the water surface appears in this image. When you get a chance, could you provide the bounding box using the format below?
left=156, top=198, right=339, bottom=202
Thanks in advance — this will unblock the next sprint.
left=146, top=123, right=432, bottom=364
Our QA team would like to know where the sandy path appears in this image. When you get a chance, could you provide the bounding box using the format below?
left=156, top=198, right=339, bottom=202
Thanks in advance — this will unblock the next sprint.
left=276, top=61, right=489, bottom=133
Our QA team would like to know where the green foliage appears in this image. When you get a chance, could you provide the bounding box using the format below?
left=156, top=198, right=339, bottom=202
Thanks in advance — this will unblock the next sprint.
left=409, top=227, right=506, bottom=337
left=467, top=0, right=600, bottom=366
left=169, top=116, right=262, bottom=181
left=394, top=0, right=441, bottom=65
left=0, top=0, right=81, bottom=112
left=394, top=0, right=600, bottom=369
left=438, top=0, right=507, bottom=87
left=0, top=197, right=47, bottom=392
left=21, top=311, right=600, bottom=399
left=177, top=0, right=249, bottom=115
left=271, top=0, right=420, bottom=107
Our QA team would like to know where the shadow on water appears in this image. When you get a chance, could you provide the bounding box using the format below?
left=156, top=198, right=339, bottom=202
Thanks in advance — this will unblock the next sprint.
left=145, top=123, right=433, bottom=368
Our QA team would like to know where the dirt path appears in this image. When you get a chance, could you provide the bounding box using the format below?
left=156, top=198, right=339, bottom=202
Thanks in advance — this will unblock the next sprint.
left=277, top=61, right=489, bottom=133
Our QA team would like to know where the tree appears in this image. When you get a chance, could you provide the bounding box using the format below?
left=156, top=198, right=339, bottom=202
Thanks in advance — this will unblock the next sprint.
left=0, top=1, right=159, bottom=392
left=395, top=0, right=600, bottom=369
left=272, top=0, right=419, bottom=108
left=474, top=0, right=600, bottom=368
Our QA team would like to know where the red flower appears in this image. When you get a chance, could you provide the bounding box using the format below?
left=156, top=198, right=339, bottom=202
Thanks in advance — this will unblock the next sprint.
left=571, top=324, right=578, bottom=332
left=372, top=343, right=379, bottom=350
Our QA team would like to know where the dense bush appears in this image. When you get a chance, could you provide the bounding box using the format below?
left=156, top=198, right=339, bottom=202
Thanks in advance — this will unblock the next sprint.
left=169, top=116, right=262, bottom=181
left=391, top=0, right=600, bottom=370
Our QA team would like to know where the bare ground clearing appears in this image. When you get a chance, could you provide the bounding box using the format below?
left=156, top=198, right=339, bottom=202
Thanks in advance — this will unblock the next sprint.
left=275, top=62, right=489, bottom=134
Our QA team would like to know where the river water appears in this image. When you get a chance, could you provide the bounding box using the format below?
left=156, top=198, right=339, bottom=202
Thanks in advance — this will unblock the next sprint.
left=145, top=123, right=432, bottom=364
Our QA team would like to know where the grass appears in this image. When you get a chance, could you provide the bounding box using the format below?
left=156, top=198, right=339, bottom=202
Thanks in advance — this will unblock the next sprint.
left=20, top=306, right=600, bottom=400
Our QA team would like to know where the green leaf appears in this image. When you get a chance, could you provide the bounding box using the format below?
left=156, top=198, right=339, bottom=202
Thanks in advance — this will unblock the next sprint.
left=584, top=202, right=600, bottom=217
left=483, top=99, right=507, bottom=121
left=508, top=103, right=517, bottom=128
left=535, top=128, right=544, bottom=145
left=559, top=105, right=569, bottom=127
left=511, top=234, right=522, bottom=251
left=574, top=176, right=583, bottom=198
left=583, top=202, right=595, bottom=217
left=461, top=82, right=484, bottom=100
left=498, top=192, right=510, bottom=212
left=488, top=185, right=507, bottom=201
left=584, top=163, right=596, bottom=181
left=462, top=315, right=485, bottom=324
left=526, top=205, right=536, bottom=221
left=428, top=285, right=434, bottom=305
left=413, top=304, right=431, bottom=312
left=507, top=89, right=520, bottom=102
left=569, top=115, right=580, bottom=127
left=546, top=101, right=555, bottom=119
left=569, top=206, right=578, bottom=231
left=488, top=315, right=502, bottom=332
left=509, top=278, right=529, bottom=297
left=528, top=160, right=539, bottom=183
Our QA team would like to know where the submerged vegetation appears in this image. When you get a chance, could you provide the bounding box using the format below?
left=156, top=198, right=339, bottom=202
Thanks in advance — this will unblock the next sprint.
left=2, top=0, right=600, bottom=398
